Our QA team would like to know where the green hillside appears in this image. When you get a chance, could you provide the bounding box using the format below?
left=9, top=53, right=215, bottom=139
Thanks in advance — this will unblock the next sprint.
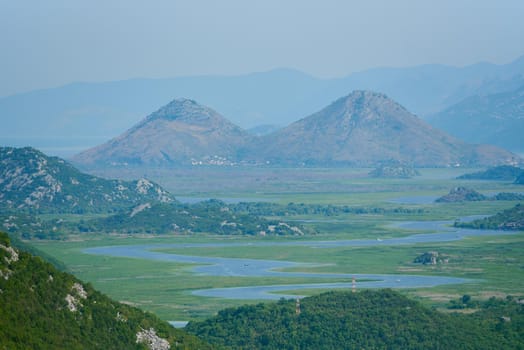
left=0, top=232, right=212, bottom=349
left=76, top=200, right=309, bottom=236
left=455, top=203, right=524, bottom=230
left=186, top=290, right=524, bottom=350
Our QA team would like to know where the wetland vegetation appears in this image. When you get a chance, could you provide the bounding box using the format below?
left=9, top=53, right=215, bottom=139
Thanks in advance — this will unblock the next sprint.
left=27, top=167, right=524, bottom=324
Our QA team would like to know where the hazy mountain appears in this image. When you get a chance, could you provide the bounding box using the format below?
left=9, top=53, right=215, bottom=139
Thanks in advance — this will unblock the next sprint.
left=247, top=124, right=282, bottom=136
left=0, top=232, right=211, bottom=349
left=0, top=147, right=173, bottom=213
left=2, top=56, right=524, bottom=156
left=249, top=91, right=518, bottom=167
left=428, top=85, right=524, bottom=152
left=73, top=98, right=253, bottom=167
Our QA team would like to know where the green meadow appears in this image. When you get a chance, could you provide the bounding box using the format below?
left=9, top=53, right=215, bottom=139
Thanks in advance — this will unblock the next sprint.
left=30, top=167, right=524, bottom=321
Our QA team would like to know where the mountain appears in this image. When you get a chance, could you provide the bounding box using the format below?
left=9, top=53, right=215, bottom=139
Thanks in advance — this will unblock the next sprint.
left=186, top=289, right=524, bottom=349
left=0, top=147, right=173, bottom=213
left=428, top=85, right=524, bottom=152
left=249, top=91, right=519, bottom=167
left=2, top=56, right=524, bottom=157
left=73, top=99, right=253, bottom=167
left=0, top=232, right=212, bottom=349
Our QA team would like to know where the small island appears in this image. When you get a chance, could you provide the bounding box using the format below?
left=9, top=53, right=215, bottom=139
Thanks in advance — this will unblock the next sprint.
left=457, top=165, right=524, bottom=181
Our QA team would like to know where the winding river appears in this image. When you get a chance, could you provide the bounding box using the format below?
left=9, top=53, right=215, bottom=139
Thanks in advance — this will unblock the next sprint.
left=84, top=220, right=511, bottom=300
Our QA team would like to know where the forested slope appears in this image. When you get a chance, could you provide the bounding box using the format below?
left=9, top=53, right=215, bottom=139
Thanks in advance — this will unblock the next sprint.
left=0, top=232, right=212, bottom=349
left=187, top=290, right=523, bottom=350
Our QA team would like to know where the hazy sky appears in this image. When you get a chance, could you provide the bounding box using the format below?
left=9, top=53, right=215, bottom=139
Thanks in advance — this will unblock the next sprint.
left=1, top=0, right=523, bottom=97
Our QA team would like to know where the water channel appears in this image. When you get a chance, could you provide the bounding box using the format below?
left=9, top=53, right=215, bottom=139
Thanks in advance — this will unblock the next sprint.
left=84, top=219, right=511, bottom=300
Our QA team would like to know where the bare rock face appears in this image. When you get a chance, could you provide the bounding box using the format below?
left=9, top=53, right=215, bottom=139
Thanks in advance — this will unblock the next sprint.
left=136, top=328, right=171, bottom=350
left=414, top=251, right=449, bottom=265
left=73, top=98, right=253, bottom=167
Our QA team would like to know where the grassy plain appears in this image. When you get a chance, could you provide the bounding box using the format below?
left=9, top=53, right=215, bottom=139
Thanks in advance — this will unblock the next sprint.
left=30, top=167, right=524, bottom=321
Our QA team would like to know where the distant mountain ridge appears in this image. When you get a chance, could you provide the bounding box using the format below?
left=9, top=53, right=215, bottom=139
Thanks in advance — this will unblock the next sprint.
left=428, top=85, right=524, bottom=152
left=2, top=55, right=524, bottom=155
left=73, top=92, right=520, bottom=168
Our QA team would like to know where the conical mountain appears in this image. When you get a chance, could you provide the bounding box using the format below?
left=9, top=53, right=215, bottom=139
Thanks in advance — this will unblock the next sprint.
left=73, top=98, right=252, bottom=166
left=252, top=91, right=519, bottom=167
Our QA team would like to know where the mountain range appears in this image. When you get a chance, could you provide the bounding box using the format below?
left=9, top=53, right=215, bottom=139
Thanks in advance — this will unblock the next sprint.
left=428, top=85, right=524, bottom=152
left=2, top=56, right=524, bottom=155
left=73, top=92, right=520, bottom=168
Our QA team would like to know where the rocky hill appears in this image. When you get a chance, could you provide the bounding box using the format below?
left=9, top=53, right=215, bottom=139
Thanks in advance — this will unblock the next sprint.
left=428, top=85, right=524, bottom=152
left=435, top=187, right=488, bottom=202
left=0, top=147, right=173, bottom=213
left=73, top=98, right=253, bottom=167
left=248, top=91, right=518, bottom=167
left=0, top=232, right=212, bottom=349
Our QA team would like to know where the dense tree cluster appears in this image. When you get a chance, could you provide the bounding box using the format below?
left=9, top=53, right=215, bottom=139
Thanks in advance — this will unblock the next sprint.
left=457, top=165, right=524, bottom=181
left=436, top=187, right=524, bottom=203
left=230, top=201, right=424, bottom=217
left=187, top=290, right=524, bottom=350
left=455, top=203, right=524, bottom=230
left=73, top=200, right=310, bottom=236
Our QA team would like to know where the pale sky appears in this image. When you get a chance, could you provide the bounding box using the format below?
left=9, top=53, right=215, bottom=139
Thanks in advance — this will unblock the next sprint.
left=1, top=0, right=523, bottom=97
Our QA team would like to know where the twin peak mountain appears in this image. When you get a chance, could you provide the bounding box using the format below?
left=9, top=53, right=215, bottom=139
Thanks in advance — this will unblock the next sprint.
left=73, top=91, right=518, bottom=167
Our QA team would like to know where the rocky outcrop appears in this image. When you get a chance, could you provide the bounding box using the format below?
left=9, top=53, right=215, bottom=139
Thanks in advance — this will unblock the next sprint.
left=136, top=328, right=171, bottom=350
left=414, top=251, right=448, bottom=265
left=435, top=187, right=487, bottom=203
left=65, top=282, right=88, bottom=312
left=368, top=164, right=421, bottom=178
